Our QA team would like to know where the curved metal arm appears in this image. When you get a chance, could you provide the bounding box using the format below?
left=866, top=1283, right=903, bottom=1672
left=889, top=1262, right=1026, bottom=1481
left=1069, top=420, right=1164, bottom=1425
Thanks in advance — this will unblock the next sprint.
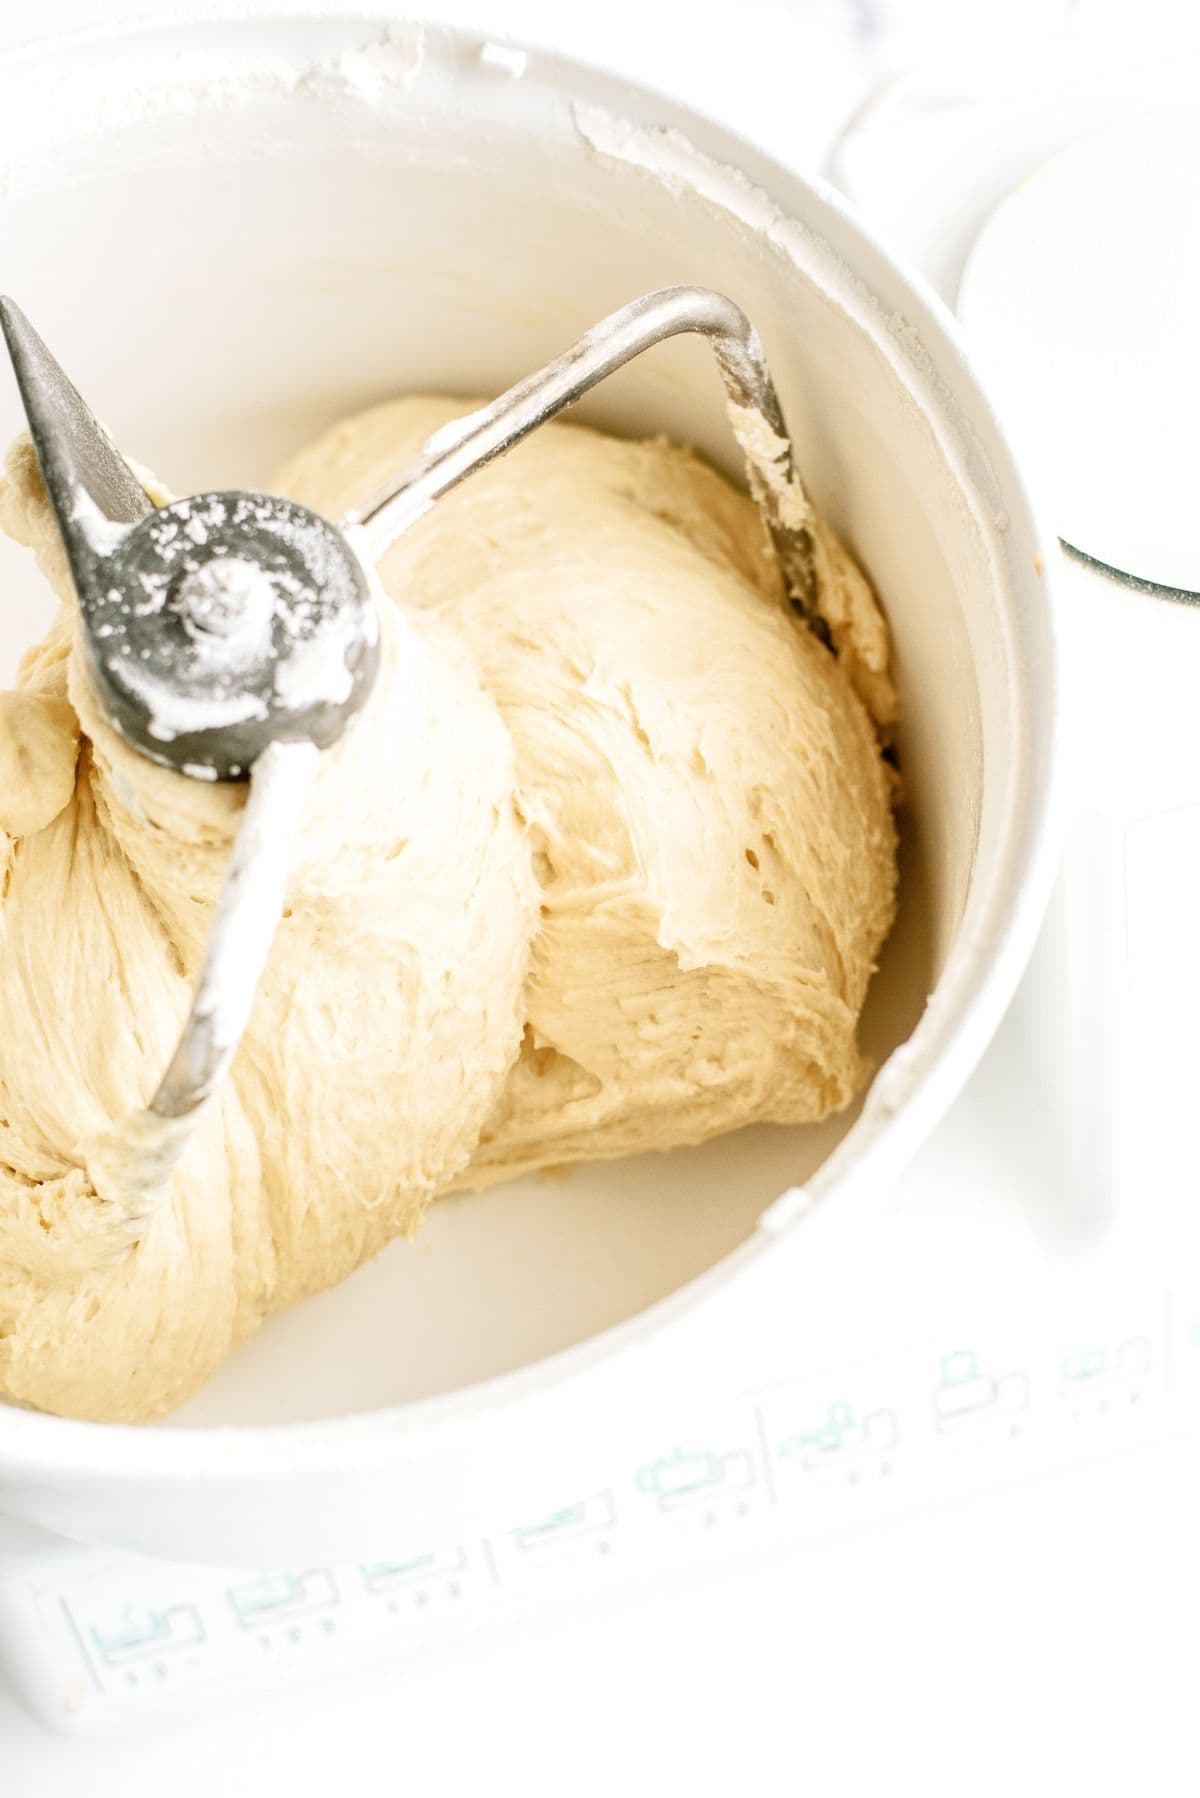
left=0, top=297, right=330, bottom=1214
left=83, top=740, right=317, bottom=1220
left=344, top=285, right=824, bottom=630
left=150, top=739, right=319, bottom=1123
left=83, top=740, right=319, bottom=1222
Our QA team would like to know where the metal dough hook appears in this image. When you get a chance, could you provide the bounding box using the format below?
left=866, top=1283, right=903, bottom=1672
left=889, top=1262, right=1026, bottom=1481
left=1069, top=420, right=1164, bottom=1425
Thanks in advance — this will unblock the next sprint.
left=0, top=286, right=825, bottom=1208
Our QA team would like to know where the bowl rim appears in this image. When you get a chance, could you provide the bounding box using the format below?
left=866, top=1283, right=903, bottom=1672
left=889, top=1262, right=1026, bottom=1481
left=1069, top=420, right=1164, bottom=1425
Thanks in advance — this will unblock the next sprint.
left=0, top=9, right=1062, bottom=1480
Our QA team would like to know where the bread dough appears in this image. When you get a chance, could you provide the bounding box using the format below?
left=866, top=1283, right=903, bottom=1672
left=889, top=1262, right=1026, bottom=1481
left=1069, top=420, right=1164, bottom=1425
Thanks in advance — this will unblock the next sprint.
left=0, top=400, right=897, bottom=1421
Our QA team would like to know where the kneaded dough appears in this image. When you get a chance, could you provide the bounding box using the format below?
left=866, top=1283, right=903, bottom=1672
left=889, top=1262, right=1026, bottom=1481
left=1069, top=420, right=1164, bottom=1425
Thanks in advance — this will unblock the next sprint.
left=0, top=399, right=897, bottom=1421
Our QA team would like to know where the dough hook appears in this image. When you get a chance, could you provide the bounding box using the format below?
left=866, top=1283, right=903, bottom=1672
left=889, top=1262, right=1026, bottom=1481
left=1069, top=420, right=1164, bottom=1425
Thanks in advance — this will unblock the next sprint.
left=0, top=287, right=824, bottom=1202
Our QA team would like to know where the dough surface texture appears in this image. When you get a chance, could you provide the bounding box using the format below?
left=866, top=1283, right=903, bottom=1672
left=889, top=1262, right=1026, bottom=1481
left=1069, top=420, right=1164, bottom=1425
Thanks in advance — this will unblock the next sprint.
left=0, top=398, right=897, bottom=1420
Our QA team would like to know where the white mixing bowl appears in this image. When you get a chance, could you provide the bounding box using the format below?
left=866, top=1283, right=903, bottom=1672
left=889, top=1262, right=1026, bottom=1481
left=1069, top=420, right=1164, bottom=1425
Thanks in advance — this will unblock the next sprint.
left=0, top=15, right=1057, bottom=1564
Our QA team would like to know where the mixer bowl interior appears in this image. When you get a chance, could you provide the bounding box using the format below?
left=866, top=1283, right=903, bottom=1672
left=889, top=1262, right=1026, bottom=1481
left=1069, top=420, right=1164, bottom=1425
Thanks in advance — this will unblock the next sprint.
left=0, top=17, right=1046, bottom=1435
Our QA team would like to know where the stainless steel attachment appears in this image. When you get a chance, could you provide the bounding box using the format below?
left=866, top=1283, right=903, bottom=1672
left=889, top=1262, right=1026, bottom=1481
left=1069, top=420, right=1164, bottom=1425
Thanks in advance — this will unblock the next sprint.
left=0, top=286, right=826, bottom=1205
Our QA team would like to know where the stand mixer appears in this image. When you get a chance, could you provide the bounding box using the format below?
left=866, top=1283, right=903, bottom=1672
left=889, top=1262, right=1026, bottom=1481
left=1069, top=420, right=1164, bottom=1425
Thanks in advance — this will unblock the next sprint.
left=0, top=15, right=1059, bottom=1734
